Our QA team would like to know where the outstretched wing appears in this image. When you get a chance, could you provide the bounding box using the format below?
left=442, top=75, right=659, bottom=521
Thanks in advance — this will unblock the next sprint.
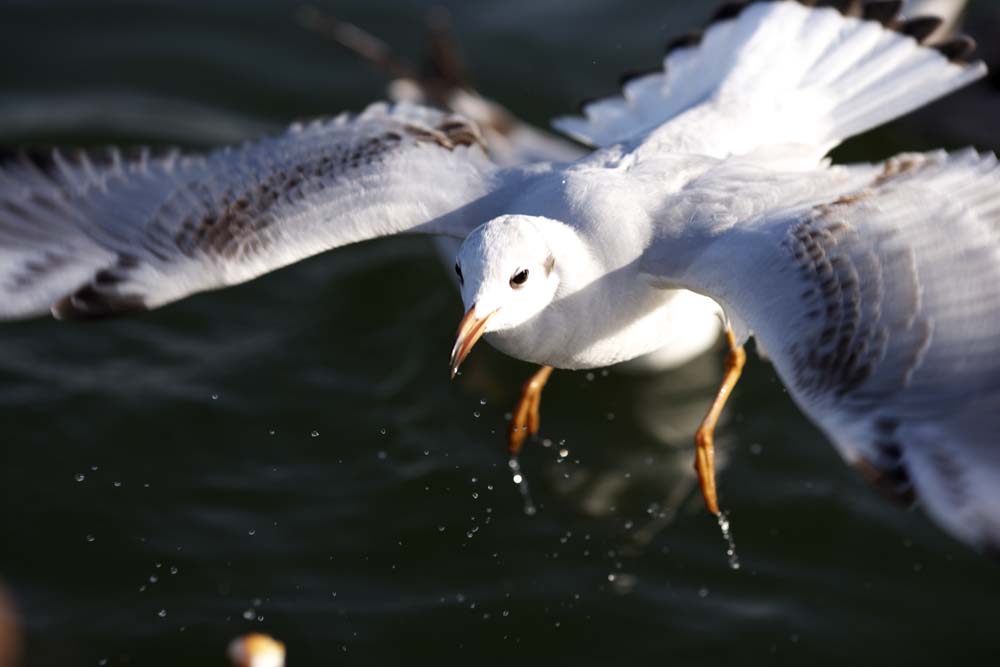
left=554, top=0, right=984, bottom=168
left=640, top=149, right=1000, bottom=552
left=0, top=102, right=508, bottom=321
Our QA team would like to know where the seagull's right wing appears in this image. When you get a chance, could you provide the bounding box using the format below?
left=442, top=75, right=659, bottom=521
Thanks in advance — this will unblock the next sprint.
left=640, top=149, right=1000, bottom=552
left=554, top=0, right=985, bottom=169
left=0, top=102, right=511, bottom=321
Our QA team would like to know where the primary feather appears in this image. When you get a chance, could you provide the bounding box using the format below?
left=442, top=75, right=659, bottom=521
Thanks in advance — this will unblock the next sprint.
left=553, top=1, right=984, bottom=168
left=0, top=103, right=502, bottom=320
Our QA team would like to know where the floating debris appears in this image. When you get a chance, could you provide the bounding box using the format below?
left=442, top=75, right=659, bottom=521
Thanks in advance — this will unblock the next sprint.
left=228, top=633, right=286, bottom=667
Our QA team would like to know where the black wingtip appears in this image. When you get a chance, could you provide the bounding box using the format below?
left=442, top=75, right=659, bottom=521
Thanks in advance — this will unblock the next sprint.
left=861, top=0, right=903, bottom=26
left=899, top=16, right=944, bottom=44
left=712, top=2, right=749, bottom=23
left=664, top=30, right=703, bottom=56
left=52, top=285, right=148, bottom=321
left=817, top=0, right=863, bottom=17
left=935, top=36, right=977, bottom=64
left=618, top=67, right=661, bottom=87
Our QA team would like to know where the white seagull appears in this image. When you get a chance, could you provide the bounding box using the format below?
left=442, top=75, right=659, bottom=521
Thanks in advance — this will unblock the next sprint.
left=296, top=4, right=725, bottom=458
left=1, top=0, right=997, bottom=553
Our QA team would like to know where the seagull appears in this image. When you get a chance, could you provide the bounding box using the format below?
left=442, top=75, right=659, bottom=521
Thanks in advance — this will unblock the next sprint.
left=1, top=0, right=997, bottom=553
left=296, top=4, right=725, bottom=459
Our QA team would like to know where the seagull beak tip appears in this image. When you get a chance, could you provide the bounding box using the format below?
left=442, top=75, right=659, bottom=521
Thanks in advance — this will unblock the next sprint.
left=449, top=304, right=495, bottom=379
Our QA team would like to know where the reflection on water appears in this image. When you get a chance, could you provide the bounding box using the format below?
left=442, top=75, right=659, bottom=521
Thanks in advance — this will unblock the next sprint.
left=1, top=1, right=1000, bottom=666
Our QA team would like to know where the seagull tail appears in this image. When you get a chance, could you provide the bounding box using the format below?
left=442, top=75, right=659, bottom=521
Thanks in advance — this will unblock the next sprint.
left=553, top=1, right=986, bottom=163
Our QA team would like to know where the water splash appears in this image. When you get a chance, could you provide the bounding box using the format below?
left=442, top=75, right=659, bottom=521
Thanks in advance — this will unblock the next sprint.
left=508, top=457, right=537, bottom=516
left=717, top=511, right=741, bottom=570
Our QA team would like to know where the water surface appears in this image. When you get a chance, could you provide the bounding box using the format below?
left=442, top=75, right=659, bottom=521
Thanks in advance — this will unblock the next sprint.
left=1, top=1, right=998, bottom=665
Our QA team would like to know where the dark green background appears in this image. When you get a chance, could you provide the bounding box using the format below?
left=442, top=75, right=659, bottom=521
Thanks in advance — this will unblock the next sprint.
left=1, top=1, right=998, bottom=665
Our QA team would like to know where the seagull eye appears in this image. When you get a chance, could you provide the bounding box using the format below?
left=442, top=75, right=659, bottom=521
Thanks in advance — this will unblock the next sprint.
left=455, top=263, right=464, bottom=285
left=510, top=268, right=529, bottom=288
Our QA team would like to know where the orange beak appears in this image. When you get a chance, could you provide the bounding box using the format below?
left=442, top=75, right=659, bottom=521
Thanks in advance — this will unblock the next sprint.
left=449, top=304, right=497, bottom=379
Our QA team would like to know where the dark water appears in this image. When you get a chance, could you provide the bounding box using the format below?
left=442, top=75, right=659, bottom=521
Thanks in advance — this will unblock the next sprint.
left=1, top=1, right=999, bottom=665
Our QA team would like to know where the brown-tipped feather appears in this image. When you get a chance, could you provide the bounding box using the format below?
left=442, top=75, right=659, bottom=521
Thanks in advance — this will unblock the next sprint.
left=899, top=16, right=944, bottom=44
left=862, top=0, right=903, bottom=26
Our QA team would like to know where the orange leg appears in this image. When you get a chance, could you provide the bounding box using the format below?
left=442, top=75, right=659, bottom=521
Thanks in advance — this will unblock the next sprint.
left=694, top=329, right=746, bottom=515
left=508, top=365, right=554, bottom=456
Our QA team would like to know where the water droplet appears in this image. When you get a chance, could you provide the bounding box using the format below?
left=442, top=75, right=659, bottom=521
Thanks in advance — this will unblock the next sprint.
left=85, top=534, right=95, bottom=543
left=717, top=512, right=741, bottom=570
left=74, top=473, right=85, bottom=482
left=113, top=481, right=122, bottom=488
left=437, top=525, right=446, bottom=532
left=606, top=412, right=615, bottom=421
left=242, top=608, right=255, bottom=621
left=248, top=529, right=256, bottom=536
left=310, top=430, right=320, bottom=438
left=473, top=411, right=481, bottom=418
left=169, top=566, right=178, bottom=575
left=586, top=372, right=595, bottom=381
left=472, top=492, right=479, bottom=499
left=157, top=609, right=167, bottom=618
left=377, top=450, right=388, bottom=460
left=149, top=575, right=158, bottom=584
left=558, top=448, right=569, bottom=458
left=211, top=393, right=218, bottom=400
left=507, top=457, right=537, bottom=516
left=698, top=587, right=709, bottom=598
left=268, top=429, right=276, bottom=436
left=749, top=442, right=763, bottom=455
left=479, top=398, right=487, bottom=405
left=379, top=428, right=387, bottom=435
left=607, top=574, right=616, bottom=582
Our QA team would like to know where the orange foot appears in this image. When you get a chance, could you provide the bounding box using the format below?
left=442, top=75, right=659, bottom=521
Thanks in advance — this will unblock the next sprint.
left=507, top=365, right=554, bottom=456
left=694, top=329, right=746, bottom=516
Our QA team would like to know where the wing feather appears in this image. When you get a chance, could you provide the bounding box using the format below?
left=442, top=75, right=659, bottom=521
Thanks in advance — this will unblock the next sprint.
left=641, top=149, right=1000, bottom=551
left=553, top=1, right=984, bottom=168
left=0, top=102, right=506, bottom=321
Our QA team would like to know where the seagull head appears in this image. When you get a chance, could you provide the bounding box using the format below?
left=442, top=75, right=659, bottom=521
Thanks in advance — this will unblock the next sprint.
left=449, top=215, right=560, bottom=377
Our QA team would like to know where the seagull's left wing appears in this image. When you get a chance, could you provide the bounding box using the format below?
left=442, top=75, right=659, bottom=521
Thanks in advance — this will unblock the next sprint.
left=0, top=102, right=508, bottom=321
left=554, top=1, right=984, bottom=169
left=640, top=149, right=1000, bottom=552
